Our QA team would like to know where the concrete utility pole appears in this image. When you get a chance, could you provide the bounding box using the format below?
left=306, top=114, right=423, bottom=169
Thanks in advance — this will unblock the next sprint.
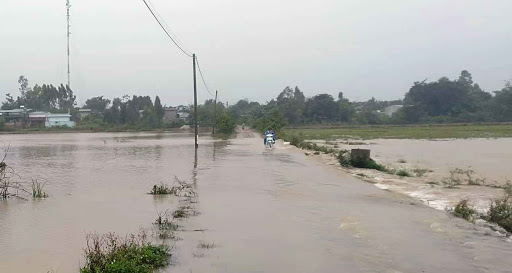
left=212, top=90, right=218, bottom=134
left=193, top=54, right=198, bottom=148
left=66, top=0, right=71, bottom=89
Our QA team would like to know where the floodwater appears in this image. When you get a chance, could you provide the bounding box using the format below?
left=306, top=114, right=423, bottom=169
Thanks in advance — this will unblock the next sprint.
left=359, top=138, right=512, bottom=184
left=313, top=138, right=512, bottom=212
left=1, top=131, right=512, bottom=272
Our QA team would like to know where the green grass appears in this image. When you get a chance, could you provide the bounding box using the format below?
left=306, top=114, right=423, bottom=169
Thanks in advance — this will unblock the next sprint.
left=80, top=232, right=170, bottom=273
left=282, top=124, right=512, bottom=140
left=31, top=180, right=48, bottom=198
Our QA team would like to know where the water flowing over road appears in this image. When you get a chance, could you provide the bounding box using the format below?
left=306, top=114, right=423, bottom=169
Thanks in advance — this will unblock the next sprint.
left=0, top=131, right=511, bottom=272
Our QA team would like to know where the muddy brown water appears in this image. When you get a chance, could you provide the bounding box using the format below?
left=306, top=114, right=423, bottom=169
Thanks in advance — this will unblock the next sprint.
left=1, top=132, right=511, bottom=272
left=349, top=138, right=512, bottom=184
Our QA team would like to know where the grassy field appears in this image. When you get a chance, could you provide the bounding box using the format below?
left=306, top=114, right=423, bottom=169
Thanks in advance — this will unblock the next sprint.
left=281, top=124, right=512, bottom=140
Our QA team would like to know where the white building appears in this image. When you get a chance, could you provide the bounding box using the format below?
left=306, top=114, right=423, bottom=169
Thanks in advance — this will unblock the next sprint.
left=45, top=113, right=75, bottom=127
left=384, top=105, right=403, bottom=117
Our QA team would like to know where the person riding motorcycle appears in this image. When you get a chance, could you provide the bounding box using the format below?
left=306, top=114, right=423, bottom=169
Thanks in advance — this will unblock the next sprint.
left=264, top=127, right=275, bottom=145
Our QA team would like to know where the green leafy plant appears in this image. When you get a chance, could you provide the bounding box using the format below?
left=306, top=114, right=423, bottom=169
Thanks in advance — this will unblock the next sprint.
left=79, top=231, right=170, bottom=273
left=453, top=199, right=476, bottom=221
left=485, top=196, right=512, bottom=233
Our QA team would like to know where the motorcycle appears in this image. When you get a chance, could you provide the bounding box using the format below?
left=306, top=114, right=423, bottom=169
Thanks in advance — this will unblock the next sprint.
left=265, top=134, right=275, bottom=148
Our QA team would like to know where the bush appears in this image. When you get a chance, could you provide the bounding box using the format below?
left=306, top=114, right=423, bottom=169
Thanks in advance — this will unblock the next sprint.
left=413, top=168, right=432, bottom=177
left=149, top=184, right=172, bottom=195
left=396, top=170, right=411, bottom=177
left=216, top=113, right=236, bottom=135
left=485, top=196, right=512, bottom=233
left=349, top=156, right=388, bottom=172
left=337, top=151, right=351, bottom=166
left=80, top=232, right=170, bottom=273
left=453, top=199, right=476, bottom=221
left=289, top=133, right=304, bottom=146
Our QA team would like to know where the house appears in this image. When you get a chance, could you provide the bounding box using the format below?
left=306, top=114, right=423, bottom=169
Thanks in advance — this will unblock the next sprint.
left=0, top=108, right=31, bottom=128
left=28, top=111, right=49, bottom=128
left=78, top=109, right=92, bottom=120
left=163, top=107, right=178, bottom=122
left=45, top=113, right=75, bottom=127
left=384, top=105, right=403, bottom=117
left=178, top=112, right=190, bottom=122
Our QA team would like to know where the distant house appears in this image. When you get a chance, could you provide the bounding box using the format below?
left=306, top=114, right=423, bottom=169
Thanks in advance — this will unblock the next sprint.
left=78, top=109, right=92, bottom=120
left=163, top=107, right=178, bottom=122
left=46, top=113, right=75, bottom=127
left=384, top=105, right=403, bottom=117
left=28, top=111, right=49, bottom=128
left=0, top=108, right=31, bottom=128
left=178, top=112, right=190, bottom=122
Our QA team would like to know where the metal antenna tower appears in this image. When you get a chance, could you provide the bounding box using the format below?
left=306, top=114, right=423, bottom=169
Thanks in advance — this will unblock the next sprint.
left=66, top=0, right=71, bottom=88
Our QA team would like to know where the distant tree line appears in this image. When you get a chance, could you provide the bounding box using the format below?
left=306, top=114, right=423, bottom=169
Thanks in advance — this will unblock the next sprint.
left=229, top=70, right=512, bottom=131
left=2, top=76, right=76, bottom=112
left=2, top=70, right=512, bottom=133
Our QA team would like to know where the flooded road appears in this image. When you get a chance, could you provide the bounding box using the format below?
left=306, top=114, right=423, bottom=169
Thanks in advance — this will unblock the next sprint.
left=1, top=131, right=512, bottom=272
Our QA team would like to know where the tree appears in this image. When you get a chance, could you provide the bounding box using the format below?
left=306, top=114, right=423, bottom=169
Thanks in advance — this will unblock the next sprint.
left=154, top=96, right=164, bottom=123
left=491, top=81, right=512, bottom=121
left=1, top=94, right=16, bottom=110
left=18, top=76, right=30, bottom=97
left=276, top=86, right=305, bottom=124
left=216, top=112, right=236, bottom=135
left=304, top=94, right=339, bottom=122
left=84, top=96, right=111, bottom=114
left=404, top=78, right=472, bottom=117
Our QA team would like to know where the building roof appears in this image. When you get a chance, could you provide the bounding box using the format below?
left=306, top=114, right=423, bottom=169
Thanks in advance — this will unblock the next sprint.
left=0, top=109, right=32, bottom=113
left=78, top=109, right=92, bottom=112
left=48, top=113, right=71, bottom=117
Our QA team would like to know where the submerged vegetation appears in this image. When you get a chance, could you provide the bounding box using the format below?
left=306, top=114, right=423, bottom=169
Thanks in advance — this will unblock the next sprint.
left=149, top=184, right=172, bottom=195
left=442, top=168, right=486, bottom=188
left=0, top=156, right=25, bottom=199
left=453, top=200, right=476, bottom=221
left=80, top=231, right=170, bottom=273
left=413, top=168, right=433, bottom=177
left=197, top=241, right=216, bottom=249
left=149, top=177, right=195, bottom=197
left=337, top=150, right=388, bottom=172
left=485, top=196, right=512, bottom=233
left=31, top=180, right=48, bottom=198
left=452, top=197, right=512, bottom=234
left=396, top=170, right=411, bottom=177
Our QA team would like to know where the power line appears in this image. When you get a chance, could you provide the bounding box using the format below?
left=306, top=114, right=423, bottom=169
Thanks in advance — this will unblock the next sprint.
left=145, top=0, right=190, bottom=54
left=195, top=57, right=214, bottom=97
left=141, top=0, right=192, bottom=58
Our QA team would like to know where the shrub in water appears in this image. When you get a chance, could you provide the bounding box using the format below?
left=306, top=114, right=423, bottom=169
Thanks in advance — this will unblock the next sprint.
left=80, top=232, right=170, bottom=273
left=149, top=184, right=172, bottom=195
left=485, top=196, right=512, bottom=233
left=453, top=199, right=476, bottom=221
left=396, top=170, right=411, bottom=177
left=349, top=156, right=387, bottom=172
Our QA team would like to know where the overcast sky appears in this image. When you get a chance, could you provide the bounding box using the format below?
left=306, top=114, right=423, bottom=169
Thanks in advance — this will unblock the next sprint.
left=1, top=0, right=511, bottom=106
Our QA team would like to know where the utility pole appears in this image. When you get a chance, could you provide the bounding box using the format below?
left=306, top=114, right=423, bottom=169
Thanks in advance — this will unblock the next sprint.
left=193, top=54, right=198, bottom=148
left=212, top=90, right=218, bottom=134
left=66, top=0, right=71, bottom=89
